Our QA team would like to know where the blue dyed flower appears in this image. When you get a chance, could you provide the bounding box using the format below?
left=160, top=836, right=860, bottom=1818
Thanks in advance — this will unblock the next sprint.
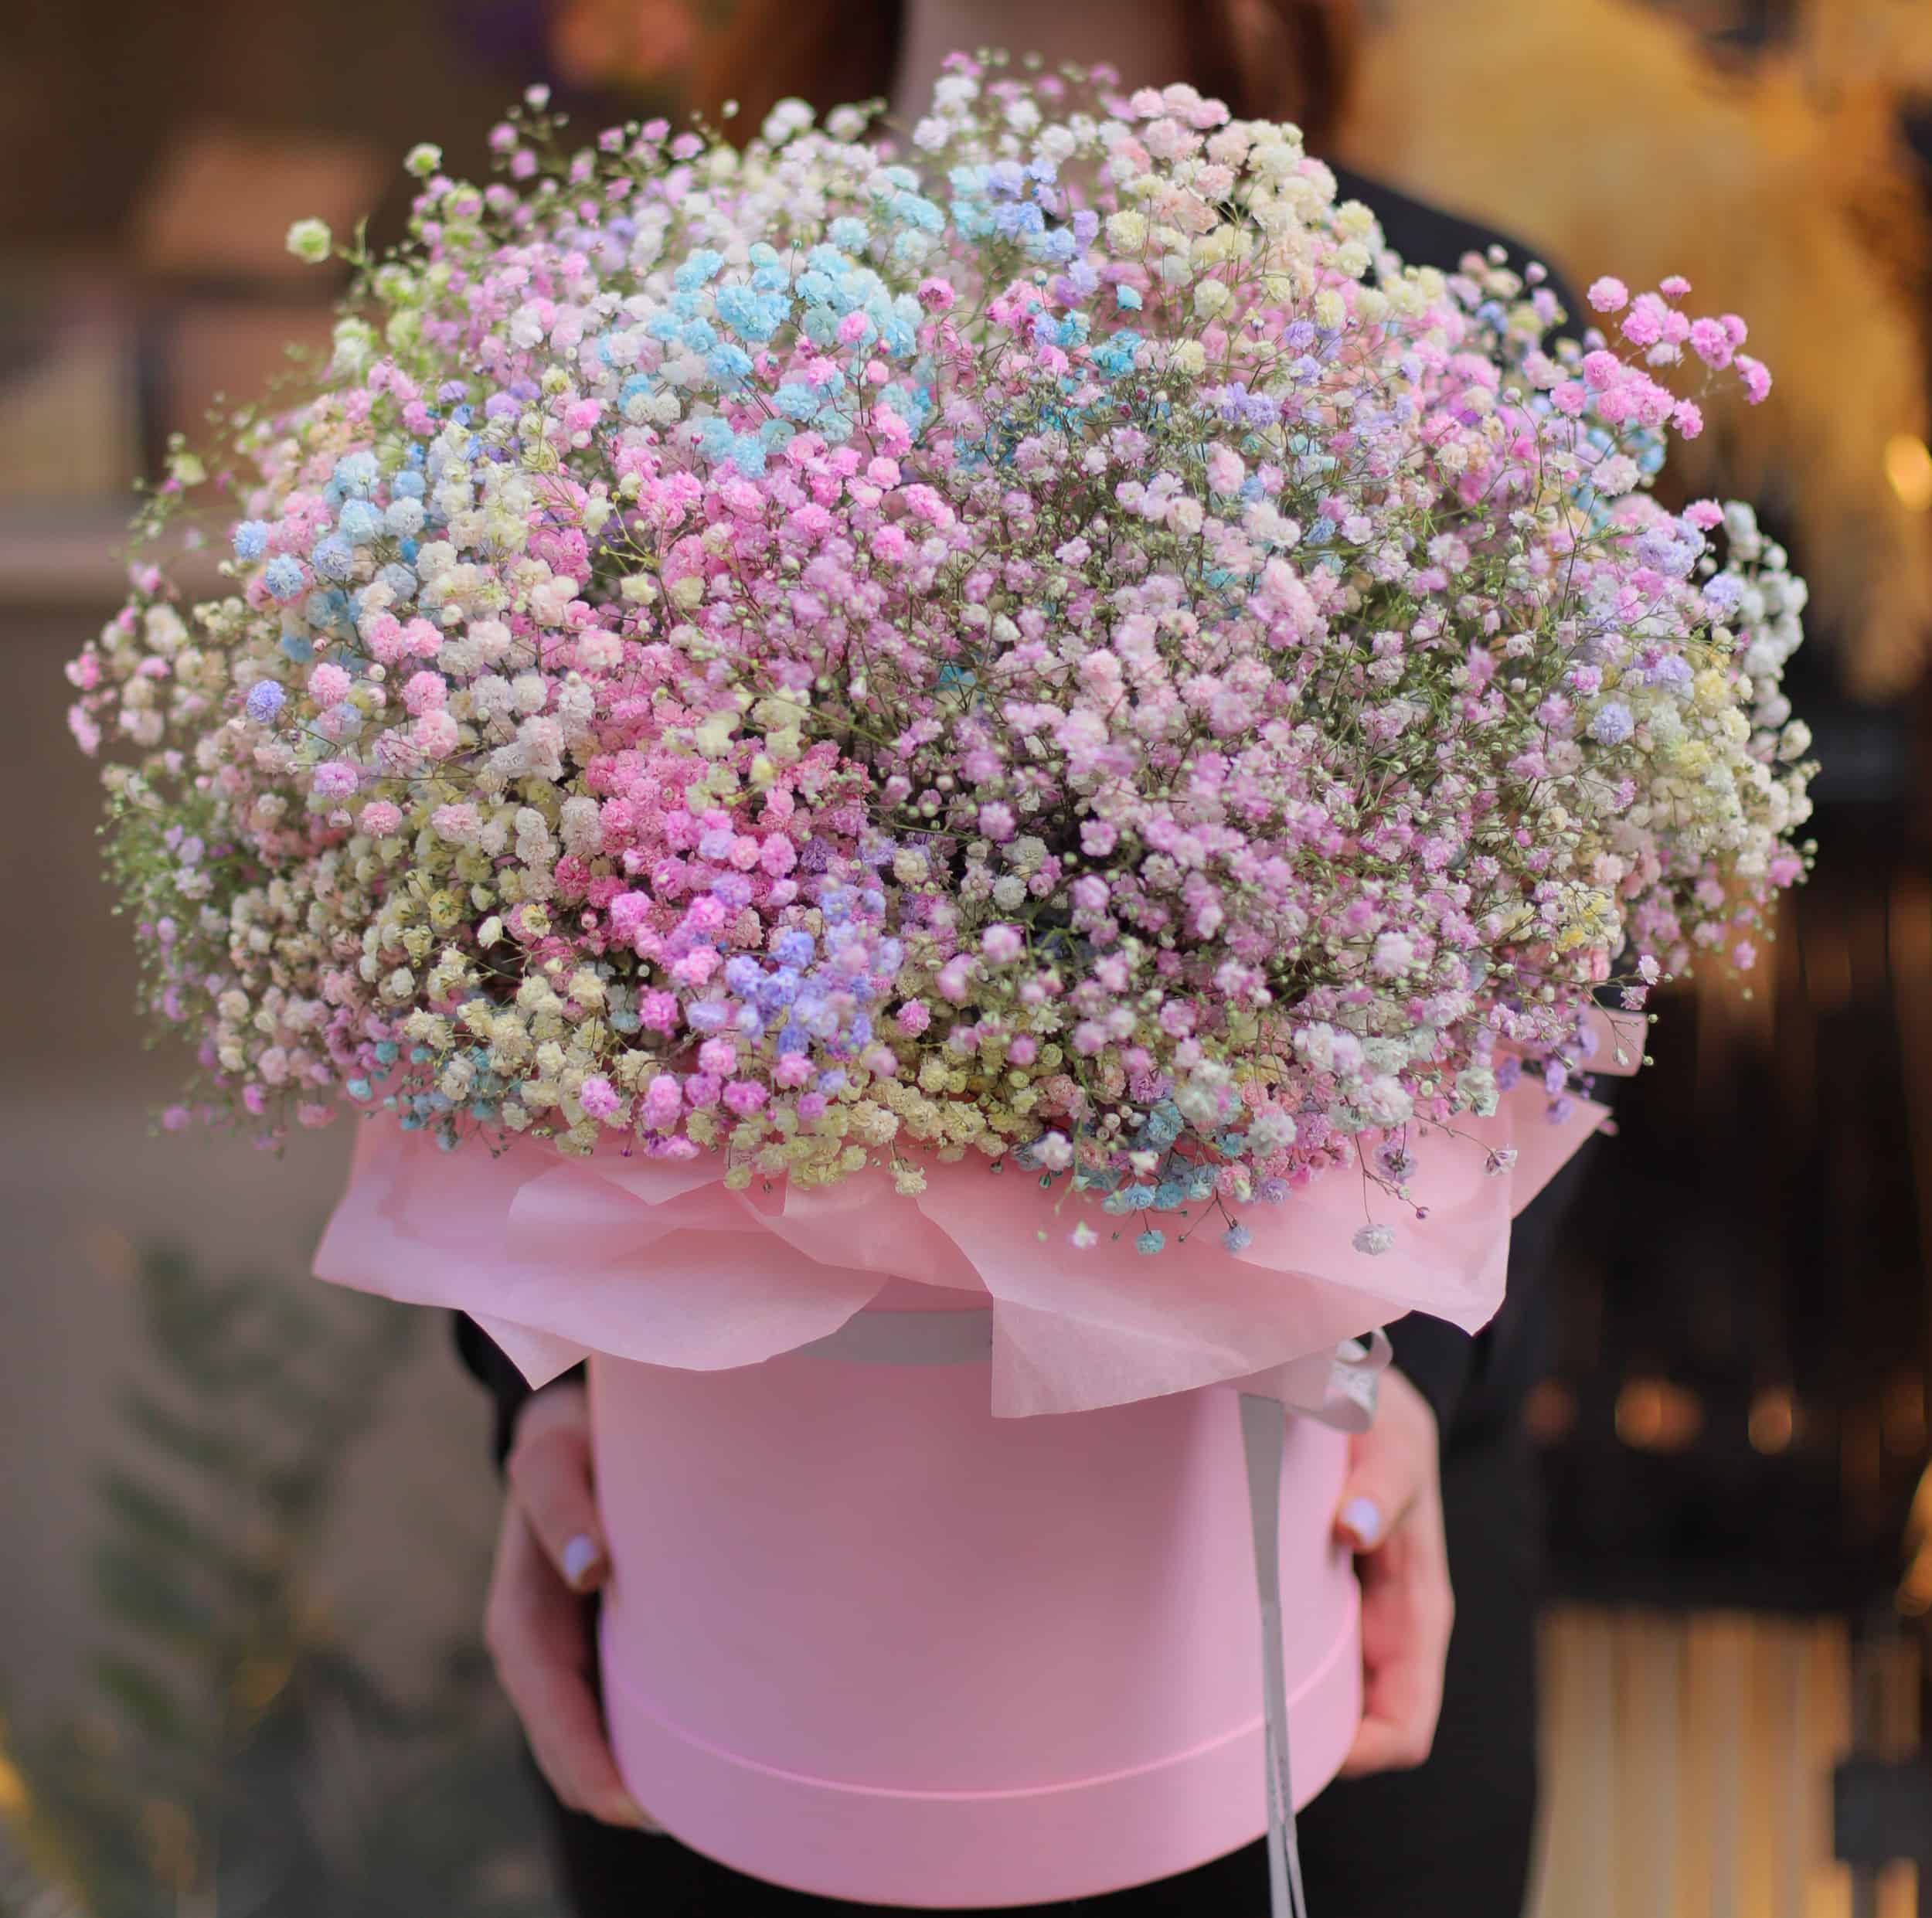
left=672, top=248, right=725, bottom=291
left=310, top=535, right=355, bottom=582
left=951, top=201, right=996, bottom=243
left=706, top=344, right=754, bottom=387
left=891, top=190, right=944, bottom=234
left=1588, top=700, right=1636, bottom=746
left=754, top=972, right=800, bottom=1013
left=1092, top=332, right=1140, bottom=379
left=335, top=450, right=379, bottom=494
left=993, top=200, right=1045, bottom=241
left=245, top=680, right=287, bottom=723
left=1223, top=1223, right=1253, bottom=1253
left=337, top=499, right=381, bottom=545
left=1136, top=1228, right=1165, bottom=1256
left=304, top=587, right=349, bottom=628
left=233, top=520, right=270, bottom=559
left=262, top=555, right=305, bottom=601
left=773, top=382, right=823, bottom=421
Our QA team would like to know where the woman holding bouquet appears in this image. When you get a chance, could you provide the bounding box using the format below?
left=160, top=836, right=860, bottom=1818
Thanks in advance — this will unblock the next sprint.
left=71, top=0, right=1794, bottom=1877
left=71, top=0, right=1797, bottom=1886
left=468, top=2, right=1599, bottom=1912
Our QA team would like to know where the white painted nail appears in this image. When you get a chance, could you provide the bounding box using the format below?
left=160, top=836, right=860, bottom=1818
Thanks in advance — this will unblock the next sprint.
left=562, top=1532, right=602, bottom=1588
left=1341, top=1496, right=1383, bottom=1549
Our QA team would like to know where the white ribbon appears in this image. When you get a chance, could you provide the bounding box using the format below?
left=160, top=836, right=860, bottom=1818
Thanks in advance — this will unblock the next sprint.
left=792, top=1308, right=1390, bottom=1918
left=1240, top=1385, right=1312, bottom=1918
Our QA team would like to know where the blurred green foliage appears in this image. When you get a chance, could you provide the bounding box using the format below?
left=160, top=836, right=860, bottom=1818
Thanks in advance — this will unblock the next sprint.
left=0, top=1246, right=556, bottom=1917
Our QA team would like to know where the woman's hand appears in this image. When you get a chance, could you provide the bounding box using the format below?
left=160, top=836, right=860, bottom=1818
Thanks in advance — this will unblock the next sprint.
left=485, top=1380, right=663, bottom=1831
left=1332, top=1366, right=1454, bottom=1775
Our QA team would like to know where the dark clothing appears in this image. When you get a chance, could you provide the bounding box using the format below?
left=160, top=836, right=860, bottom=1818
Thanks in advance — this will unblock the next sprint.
left=456, top=1308, right=546, bottom=1471
left=458, top=172, right=1590, bottom=1916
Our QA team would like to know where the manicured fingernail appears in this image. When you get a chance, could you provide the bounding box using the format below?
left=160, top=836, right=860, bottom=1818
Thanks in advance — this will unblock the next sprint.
left=562, top=1533, right=603, bottom=1589
left=1341, top=1496, right=1383, bottom=1548
left=616, top=1794, right=665, bottom=1832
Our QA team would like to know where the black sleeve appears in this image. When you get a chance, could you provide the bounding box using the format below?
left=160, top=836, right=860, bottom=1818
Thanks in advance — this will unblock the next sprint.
left=1383, top=1155, right=1573, bottom=1444
left=1383, top=1311, right=1478, bottom=1438
left=1386, top=1080, right=1615, bottom=1445
left=452, top=1312, right=584, bottom=1471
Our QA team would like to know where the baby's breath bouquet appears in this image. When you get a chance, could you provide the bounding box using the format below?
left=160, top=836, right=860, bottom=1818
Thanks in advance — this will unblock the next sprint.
left=72, top=60, right=1811, bottom=1269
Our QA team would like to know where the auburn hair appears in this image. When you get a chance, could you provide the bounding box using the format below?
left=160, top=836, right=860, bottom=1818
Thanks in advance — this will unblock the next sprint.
left=685, top=0, right=1358, bottom=151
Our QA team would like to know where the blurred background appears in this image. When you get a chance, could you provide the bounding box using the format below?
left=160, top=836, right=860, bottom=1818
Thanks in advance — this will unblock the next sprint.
left=5, top=0, right=1932, bottom=1911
